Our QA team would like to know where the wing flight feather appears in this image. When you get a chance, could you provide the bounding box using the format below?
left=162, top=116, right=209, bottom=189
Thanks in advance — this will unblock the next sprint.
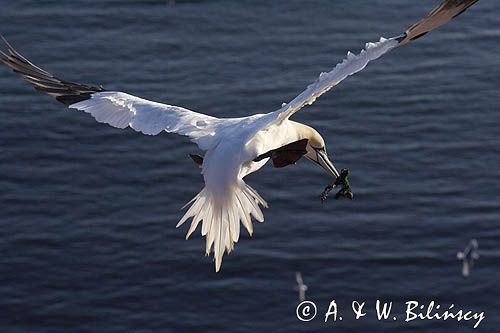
left=0, top=36, right=223, bottom=150
left=270, top=0, right=478, bottom=123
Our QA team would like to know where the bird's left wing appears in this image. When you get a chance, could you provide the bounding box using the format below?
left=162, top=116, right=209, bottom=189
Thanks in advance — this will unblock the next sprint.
left=271, top=0, right=478, bottom=123
left=0, top=37, right=223, bottom=150
left=295, top=272, right=304, bottom=286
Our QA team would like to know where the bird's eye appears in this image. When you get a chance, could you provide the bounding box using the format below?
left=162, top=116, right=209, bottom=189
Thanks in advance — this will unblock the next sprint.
left=315, top=146, right=326, bottom=154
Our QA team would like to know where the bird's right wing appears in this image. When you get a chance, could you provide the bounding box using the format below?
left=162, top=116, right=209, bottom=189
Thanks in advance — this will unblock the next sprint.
left=398, top=0, right=478, bottom=46
left=269, top=0, right=478, bottom=124
left=0, top=36, right=223, bottom=150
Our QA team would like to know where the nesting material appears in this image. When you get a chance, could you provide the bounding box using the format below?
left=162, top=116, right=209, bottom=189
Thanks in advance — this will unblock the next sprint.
left=320, top=168, right=353, bottom=202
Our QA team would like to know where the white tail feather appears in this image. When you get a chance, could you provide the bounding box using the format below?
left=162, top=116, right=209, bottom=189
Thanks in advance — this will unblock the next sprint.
left=176, top=181, right=267, bottom=272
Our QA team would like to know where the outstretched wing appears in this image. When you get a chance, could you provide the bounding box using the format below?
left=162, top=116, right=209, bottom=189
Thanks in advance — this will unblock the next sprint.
left=271, top=0, right=478, bottom=123
left=295, top=272, right=304, bottom=286
left=0, top=36, right=223, bottom=150
left=398, top=0, right=478, bottom=46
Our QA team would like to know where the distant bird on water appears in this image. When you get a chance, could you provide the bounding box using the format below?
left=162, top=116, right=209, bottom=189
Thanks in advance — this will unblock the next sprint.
left=0, top=0, right=478, bottom=271
left=457, top=239, right=479, bottom=277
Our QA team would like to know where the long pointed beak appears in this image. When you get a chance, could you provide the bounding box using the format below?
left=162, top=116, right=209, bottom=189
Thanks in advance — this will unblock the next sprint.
left=316, top=150, right=340, bottom=179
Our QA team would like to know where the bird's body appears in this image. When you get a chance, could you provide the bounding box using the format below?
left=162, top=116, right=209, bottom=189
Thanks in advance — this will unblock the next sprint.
left=175, top=114, right=309, bottom=270
left=0, top=0, right=479, bottom=271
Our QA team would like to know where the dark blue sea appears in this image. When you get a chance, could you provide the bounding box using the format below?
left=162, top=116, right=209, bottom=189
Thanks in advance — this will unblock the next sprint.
left=0, top=1, right=498, bottom=332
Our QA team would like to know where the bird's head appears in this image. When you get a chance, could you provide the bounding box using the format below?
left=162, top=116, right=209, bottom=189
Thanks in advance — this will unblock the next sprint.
left=291, top=121, right=340, bottom=179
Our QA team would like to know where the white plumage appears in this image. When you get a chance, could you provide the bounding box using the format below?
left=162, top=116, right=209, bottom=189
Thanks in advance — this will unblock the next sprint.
left=0, top=0, right=478, bottom=271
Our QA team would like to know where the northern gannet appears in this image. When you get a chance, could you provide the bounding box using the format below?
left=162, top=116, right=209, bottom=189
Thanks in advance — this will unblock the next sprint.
left=0, top=0, right=478, bottom=271
left=457, top=239, right=479, bottom=277
left=295, top=272, right=308, bottom=302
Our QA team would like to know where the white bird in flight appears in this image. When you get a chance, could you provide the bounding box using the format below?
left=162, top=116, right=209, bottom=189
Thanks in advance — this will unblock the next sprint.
left=295, top=272, right=308, bottom=302
left=457, top=239, right=479, bottom=277
left=1, top=0, right=478, bottom=271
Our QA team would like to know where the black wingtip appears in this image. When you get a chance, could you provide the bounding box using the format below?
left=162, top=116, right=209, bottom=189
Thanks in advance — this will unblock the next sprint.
left=56, top=93, right=95, bottom=106
left=0, top=34, right=8, bottom=46
left=452, top=0, right=478, bottom=19
left=0, top=34, right=8, bottom=59
left=1, top=34, right=17, bottom=57
left=397, top=0, right=478, bottom=46
left=0, top=36, right=105, bottom=106
left=410, top=31, right=428, bottom=41
left=395, top=33, right=407, bottom=43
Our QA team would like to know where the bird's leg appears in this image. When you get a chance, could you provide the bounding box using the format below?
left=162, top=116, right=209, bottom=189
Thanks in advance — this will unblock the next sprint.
left=320, top=168, right=353, bottom=202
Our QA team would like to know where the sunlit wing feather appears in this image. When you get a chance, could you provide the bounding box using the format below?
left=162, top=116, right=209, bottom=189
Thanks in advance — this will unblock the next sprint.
left=270, top=0, right=478, bottom=123
left=0, top=36, right=224, bottom=150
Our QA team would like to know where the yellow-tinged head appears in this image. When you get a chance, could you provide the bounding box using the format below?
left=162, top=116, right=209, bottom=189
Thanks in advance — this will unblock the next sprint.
left=291, top=121, right=340, bottom=179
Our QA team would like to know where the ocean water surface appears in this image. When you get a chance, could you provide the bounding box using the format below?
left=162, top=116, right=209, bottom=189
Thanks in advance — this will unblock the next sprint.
left=0, top=1, right=499, bottom=332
